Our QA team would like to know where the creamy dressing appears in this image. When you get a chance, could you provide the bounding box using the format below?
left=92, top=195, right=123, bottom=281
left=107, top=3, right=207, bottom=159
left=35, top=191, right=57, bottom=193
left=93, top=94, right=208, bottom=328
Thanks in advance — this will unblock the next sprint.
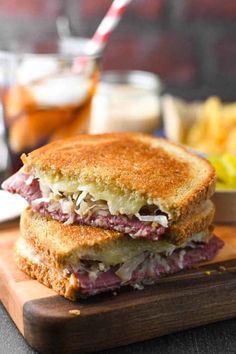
left=90, top=83, right=160, bottom=134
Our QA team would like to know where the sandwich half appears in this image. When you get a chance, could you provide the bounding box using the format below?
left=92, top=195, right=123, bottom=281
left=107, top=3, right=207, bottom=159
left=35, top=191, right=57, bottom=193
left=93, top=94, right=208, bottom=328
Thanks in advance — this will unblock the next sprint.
left=16, top=208, right=224, bottom=300
left=3, top=133, right=215, bottom=241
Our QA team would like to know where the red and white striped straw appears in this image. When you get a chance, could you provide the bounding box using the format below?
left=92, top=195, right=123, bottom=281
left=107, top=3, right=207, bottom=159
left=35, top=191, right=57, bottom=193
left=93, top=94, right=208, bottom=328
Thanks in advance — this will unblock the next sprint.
left=73, top=0, right=133, bottom=72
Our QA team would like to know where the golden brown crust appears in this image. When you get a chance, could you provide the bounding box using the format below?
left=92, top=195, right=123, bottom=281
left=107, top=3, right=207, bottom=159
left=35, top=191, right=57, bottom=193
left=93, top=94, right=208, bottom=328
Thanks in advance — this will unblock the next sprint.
left=15, top=250, right=79, bottom=301
left=167, top=200, right=215, bottom=245
left=22, top=133, right=216, bottom=220
left=20, top=207, right=124, bottom=268
left=21, top=208, right=123, bottom=247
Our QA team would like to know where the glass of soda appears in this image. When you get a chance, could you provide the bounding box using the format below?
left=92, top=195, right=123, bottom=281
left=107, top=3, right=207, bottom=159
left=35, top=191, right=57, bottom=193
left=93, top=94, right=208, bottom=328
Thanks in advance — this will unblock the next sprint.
left=0, top=37, right=100, bottom=173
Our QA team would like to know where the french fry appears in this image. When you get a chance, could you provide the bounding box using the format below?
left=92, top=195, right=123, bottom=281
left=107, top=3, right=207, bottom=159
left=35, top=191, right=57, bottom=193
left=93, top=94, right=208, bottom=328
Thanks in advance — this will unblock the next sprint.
left=222, top=104, right=236, bottom=127
left=227, top=128, right=236, bottom=155
left=204, top=97, right=227, bottom=143
left=185, top=96, right=236, bottom=155
left=186, top=114, right=207, bottom=146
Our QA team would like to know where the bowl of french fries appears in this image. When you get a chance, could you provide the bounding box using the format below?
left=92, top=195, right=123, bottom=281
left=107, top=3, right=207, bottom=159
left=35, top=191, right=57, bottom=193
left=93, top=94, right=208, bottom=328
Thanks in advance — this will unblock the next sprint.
left=162, top=95, right=236, bottom=223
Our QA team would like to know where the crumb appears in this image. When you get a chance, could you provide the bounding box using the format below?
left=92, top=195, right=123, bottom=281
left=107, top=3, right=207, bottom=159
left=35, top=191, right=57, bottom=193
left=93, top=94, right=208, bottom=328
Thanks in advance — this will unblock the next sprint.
left=113, top=291, right=117, bottom=296
left=218, top=266, right=226, bottom=272
left=192, top=265, right=200, bottom=270
left=205, top=271, right=211, bottom=276
left=69, top=309, right=81, bottom=316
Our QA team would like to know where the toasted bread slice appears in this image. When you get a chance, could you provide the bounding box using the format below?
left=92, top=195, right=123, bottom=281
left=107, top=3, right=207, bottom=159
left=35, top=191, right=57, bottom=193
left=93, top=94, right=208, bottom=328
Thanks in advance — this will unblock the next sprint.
left=15, top=233, right=224, bottom=300
left=16, top=232, right=224, bottom=301
left=19, top=203, right=214, bottom=270
left=16, top=207, right=224, bottom=300
left=21, top=133, right=215, bottom=220
left=15, top=252, right=78, bottom=300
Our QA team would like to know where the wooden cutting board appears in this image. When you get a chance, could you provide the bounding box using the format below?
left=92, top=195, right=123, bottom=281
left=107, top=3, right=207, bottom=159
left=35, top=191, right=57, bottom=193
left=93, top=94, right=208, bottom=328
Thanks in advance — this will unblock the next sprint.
left=0, top=224, right=236, bottom=354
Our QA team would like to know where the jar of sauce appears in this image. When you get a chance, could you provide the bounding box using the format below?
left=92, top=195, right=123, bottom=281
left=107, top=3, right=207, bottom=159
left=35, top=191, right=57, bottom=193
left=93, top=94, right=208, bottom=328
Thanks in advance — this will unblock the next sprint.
left=89, top=70, right=162, bottom=134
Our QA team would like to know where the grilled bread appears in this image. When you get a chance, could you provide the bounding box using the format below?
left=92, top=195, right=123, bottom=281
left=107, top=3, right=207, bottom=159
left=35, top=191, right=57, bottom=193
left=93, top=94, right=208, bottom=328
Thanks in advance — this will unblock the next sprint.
left=19, top=205, right=214, bottom=268
left=21, top=133, right=215, bottom=221
left=16, top=207, right=223, bottom=300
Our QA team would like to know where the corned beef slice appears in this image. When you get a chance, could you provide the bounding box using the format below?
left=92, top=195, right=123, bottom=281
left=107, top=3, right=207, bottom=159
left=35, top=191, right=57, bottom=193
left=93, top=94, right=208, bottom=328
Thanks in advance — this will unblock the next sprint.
left=73, top=235, right=224, bottom=295
left=2, top=171, right=166, bottom=239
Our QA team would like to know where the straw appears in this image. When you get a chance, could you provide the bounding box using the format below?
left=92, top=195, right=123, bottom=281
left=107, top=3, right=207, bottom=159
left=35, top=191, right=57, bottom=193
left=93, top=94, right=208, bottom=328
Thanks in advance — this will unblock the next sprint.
left=73, top=0, right=133, bottom=72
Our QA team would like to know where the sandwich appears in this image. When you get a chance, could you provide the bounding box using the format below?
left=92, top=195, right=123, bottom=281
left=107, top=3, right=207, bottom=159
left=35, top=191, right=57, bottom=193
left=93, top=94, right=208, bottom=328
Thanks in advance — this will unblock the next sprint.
left=2, top=133, right=224, bottom=299
left=16, top=207, right=223, bottom=300
left=3, top=133, right=215, bottom=242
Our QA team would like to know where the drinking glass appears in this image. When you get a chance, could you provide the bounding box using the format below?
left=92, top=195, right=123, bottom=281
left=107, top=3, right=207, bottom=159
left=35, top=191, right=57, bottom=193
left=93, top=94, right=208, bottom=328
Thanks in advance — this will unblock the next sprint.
left=0, top=37, right=100, bottom=173
left=89, top=70, right=162, bottom=134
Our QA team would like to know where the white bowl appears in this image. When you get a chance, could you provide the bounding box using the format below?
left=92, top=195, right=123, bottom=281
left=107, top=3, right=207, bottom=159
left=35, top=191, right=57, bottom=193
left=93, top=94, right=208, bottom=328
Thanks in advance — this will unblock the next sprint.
left=212, top=190, right=236, bottom=223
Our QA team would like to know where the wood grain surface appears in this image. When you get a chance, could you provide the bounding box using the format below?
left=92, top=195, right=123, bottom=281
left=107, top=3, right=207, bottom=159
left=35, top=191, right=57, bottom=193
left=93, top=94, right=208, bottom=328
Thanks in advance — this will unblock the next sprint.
left=0, top=224, right=235, bottom=353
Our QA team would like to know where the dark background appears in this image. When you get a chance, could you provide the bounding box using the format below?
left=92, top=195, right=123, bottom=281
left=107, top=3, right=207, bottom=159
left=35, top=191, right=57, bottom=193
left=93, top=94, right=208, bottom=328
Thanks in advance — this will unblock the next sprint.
left=0, top=0, right=236, bottom=100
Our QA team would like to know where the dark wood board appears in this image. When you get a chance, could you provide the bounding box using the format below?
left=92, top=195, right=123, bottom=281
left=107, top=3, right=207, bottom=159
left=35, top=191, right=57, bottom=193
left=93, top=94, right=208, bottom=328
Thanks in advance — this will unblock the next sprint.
left=0, top=225, right=236, bottom=353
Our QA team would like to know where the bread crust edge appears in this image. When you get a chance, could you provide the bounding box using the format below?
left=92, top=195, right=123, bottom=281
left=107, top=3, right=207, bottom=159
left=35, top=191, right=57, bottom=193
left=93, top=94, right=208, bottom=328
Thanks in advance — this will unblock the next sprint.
left=15, top=251, right=79, bottom=301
